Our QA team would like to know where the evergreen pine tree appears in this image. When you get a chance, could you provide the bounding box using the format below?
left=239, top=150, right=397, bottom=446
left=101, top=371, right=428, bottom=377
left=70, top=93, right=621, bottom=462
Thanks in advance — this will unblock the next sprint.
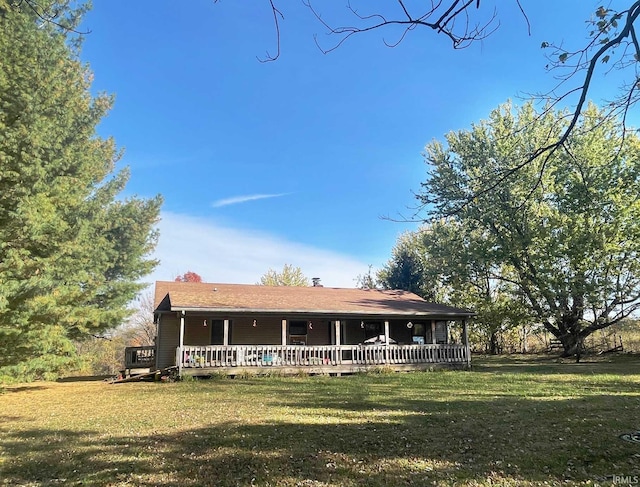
left=0, top=2, right=162, bottom=379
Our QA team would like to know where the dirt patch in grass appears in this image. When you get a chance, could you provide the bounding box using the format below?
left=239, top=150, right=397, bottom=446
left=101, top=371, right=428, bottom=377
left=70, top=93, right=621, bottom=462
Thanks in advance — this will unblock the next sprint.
left=1, top=355, right=639, bottom=486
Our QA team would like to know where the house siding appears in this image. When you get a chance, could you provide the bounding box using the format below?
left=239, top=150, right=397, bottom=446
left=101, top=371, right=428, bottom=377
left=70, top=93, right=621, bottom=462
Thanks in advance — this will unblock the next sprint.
left=157, top=315, right=179, bottom=369
left=306, top=319, right=331, bottom=346
left=232, top=316, right=282, bottom=345
left=183, top=315, right=209, bottom=345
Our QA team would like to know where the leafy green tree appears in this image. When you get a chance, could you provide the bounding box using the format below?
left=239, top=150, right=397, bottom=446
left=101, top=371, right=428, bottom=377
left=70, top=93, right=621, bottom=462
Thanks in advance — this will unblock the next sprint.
left=380, top=225, right=531, bottom=353
left=0, top=2, right=162, bottom=380
left=422, top=221, right=532, bottom=354
left=420, top=101, right=640, bottom=357
left=258, top=264, right=310, bottom=287
left=377, top=231, right=434, bottom=300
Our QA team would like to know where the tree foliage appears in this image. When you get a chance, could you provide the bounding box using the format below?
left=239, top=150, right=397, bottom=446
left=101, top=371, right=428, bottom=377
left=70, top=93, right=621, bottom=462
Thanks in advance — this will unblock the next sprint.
left=420, top=101, right=640, bottom=356
left=72, top=333, right=129, bottom=377
left=355, top=265, right=378, bottom=290
left=380, top=226, right=531, bottom=353
left=0, top=2, right=162, bottom=380
left=258, top=264, right=310, bottom=287
left=122, top=291, right=156, bottom=347
left=377, top=232, right=433, bottom=300
left=174, top=271, right=203, bottom=283
left=425, top=221, right=533, bottom=354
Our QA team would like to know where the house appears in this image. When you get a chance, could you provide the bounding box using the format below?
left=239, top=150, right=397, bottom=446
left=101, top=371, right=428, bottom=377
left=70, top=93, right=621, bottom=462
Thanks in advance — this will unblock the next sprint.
left=133, top=281, right=475, bottom=377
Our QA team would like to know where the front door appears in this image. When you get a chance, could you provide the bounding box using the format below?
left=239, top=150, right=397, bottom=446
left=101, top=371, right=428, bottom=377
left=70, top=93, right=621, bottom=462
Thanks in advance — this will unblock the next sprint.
left=210, top=319, right=231, bottom=345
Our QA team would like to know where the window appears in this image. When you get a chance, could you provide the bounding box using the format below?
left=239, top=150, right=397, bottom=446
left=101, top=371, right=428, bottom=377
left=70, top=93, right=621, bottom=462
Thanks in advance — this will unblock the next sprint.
left=289, top=320, right=307, bottom=345
left=411, top=322, right=428, bottom=344
left=363, top=321, right=382, bottom=340
left=289, top=321, right=307, bottom=336
left=435, top=321, right=448, bottom=344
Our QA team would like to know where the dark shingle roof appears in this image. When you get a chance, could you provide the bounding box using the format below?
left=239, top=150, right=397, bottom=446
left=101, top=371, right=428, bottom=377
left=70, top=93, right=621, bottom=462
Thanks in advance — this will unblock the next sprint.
left=154, top=281, right=474, bottom=318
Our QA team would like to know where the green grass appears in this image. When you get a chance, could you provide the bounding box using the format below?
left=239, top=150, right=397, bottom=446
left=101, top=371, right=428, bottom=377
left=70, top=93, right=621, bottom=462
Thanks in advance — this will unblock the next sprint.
left=1, top=355, right=639, bottom=486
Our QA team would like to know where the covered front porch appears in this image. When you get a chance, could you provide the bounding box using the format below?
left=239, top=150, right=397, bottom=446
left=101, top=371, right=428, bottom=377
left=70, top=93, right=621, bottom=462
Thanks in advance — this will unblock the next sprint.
left=161, top=313, right=471, bottom=376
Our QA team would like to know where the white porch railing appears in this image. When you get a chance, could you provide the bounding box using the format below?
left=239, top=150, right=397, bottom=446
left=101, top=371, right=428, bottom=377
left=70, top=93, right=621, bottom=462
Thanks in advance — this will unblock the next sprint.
left=176, top=344, right=467, bottom=369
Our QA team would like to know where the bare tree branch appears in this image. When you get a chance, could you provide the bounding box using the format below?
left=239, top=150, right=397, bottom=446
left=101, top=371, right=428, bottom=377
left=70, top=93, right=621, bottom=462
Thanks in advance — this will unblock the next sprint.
left=258, top=0, right=284, bottom=62
left=236, top=1, right=640, bottom=216
left=13, top=0, right=90, bottom=34
left=303, top=0, right=499, bottom=53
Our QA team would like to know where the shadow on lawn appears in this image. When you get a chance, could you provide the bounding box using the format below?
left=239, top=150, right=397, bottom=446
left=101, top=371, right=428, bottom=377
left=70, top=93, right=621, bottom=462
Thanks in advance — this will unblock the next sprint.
left=1, top=385, right=49, bottom=394
left=473, top=353, right=640, bottom=376
left=2, top=392, right=639, bottom=486
left=56, top=375, right=113, bottom=383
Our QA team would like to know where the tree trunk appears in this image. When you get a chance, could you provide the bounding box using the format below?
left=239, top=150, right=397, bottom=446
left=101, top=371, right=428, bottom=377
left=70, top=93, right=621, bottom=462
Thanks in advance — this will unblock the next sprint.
left=546, top=312, right=585, bottom=361
left=559, top=333, right=584, bottom=359
left=521, top=325, right=528, bottom=353
left=488, top=330, right=500, bottom=355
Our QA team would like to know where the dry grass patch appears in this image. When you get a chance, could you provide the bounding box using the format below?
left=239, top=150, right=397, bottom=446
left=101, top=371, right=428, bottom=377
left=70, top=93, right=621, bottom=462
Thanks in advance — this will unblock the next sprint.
left=1, top=355, right=639, bottom=486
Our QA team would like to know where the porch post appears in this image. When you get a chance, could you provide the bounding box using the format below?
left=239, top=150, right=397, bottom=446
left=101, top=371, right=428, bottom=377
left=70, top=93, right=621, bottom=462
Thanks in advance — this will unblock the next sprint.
left=431, top=320, right=437, bottom=344
left=222, top=319, right=229, bottom=346
left=384, top=320, right=390, bottom=364
left=178, top=311, right=185, bottom=376
left=281, top=319, right=287, bottom=346
left=155, top=313, right=161, bottom=370
left=462, top=319, right=471, bottom=369
left=335, top=320, right=341, bottom=365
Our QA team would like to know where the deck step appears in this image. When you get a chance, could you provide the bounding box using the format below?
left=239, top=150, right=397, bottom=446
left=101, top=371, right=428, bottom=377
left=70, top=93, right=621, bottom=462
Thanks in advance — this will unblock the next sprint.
left=109, top=366, right=177, bottom=384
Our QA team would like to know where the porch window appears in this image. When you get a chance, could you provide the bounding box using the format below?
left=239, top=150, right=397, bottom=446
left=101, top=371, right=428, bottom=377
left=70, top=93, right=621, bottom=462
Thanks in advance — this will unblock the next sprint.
left=289, top=320, right=307, bottom=345
left=363, top=321, right=382, bottom=340
left=411, top=322, right=428, bottom=344
left=435, top=321, right=448, bottom=344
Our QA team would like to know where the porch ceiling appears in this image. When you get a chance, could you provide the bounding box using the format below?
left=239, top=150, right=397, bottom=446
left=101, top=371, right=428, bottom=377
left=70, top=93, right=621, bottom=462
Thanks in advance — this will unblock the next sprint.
left=154, top=281, right=475, bottom=319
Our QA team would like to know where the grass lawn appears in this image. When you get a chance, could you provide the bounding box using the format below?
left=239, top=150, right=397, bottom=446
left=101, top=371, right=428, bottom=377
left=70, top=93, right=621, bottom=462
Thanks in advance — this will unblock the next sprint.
left=1, top=355, right=639, bottom=486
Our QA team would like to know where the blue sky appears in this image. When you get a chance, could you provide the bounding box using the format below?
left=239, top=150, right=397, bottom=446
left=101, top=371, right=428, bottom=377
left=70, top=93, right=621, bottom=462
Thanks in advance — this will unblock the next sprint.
left=79, top=1, right=615, bottom=287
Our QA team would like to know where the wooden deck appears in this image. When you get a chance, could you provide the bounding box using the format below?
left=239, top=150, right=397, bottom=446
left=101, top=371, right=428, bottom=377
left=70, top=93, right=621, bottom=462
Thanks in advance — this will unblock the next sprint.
left=122, top=346, right=156, bottom=378
left=125, top=346, right=156, bottom=368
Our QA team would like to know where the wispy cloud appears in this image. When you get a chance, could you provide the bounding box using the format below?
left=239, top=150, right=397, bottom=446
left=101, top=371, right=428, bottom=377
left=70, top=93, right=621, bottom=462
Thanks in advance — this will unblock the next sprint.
left=145, top=211, right=370, bottom=288
left=212, top=193, right=289, bottom=208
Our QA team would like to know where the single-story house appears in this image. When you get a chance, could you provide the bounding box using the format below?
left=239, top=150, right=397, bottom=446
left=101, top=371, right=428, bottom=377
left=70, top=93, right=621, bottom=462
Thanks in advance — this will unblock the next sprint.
left=126, top=280, right=475, bottom=377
